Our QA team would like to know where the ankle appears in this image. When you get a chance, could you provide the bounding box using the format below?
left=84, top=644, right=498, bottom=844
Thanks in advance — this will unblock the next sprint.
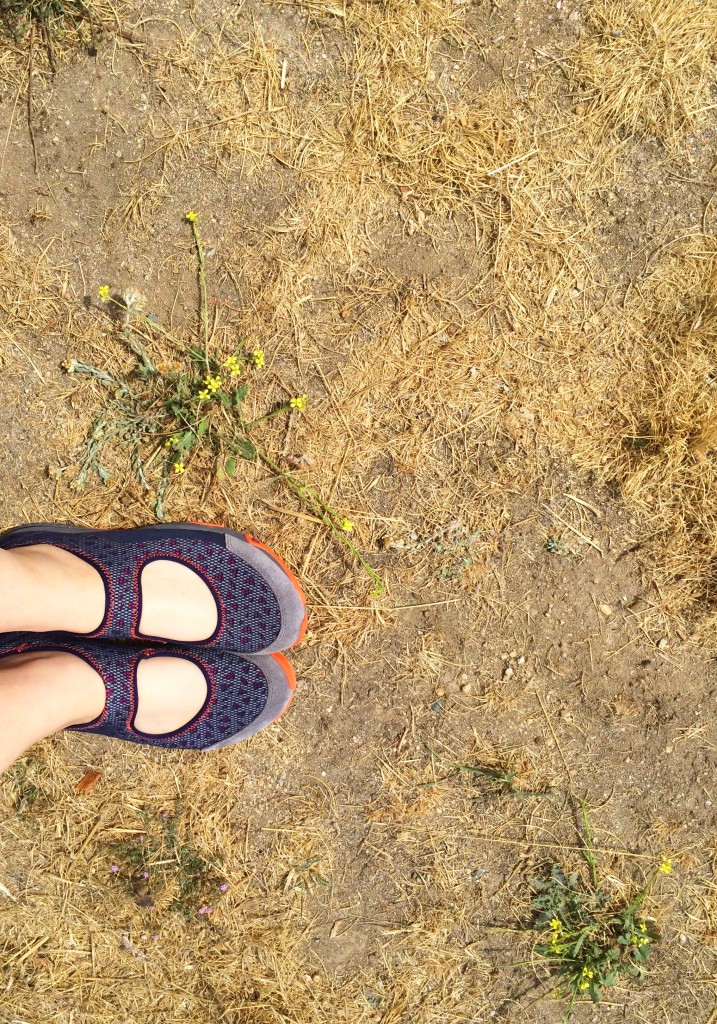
left=0, top=549, right=41, bottom=631
left=1, top=651, right=106, bottom=728
left=0, top=546, right=104, bottom=635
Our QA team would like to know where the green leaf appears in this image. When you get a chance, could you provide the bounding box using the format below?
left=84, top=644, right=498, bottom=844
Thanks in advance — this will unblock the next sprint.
left=235, top=437, right=256, bottom=461
left=232, top=384, right=248, bottom=408
left=225, top=457, right=237, bottom=478
left=573, top=930, right=589, bottom=955
left=197, top=416, right=209, bottom=436
left=178, top=430, right=195, bottom=452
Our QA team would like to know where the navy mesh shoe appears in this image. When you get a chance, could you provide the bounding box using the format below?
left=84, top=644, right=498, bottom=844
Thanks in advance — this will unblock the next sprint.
left=0, top=633, right=296, bottom=751
left=0, top=522, right=306, bottom=655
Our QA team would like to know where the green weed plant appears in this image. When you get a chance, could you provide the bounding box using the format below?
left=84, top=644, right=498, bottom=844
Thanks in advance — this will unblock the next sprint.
left=0, top=0, right=96, bottom=53
left=67, top=212, right=382, bottom=592
left=106, top=801, right=225, bottom=922
left=529, top=804, right=671, bottom=1015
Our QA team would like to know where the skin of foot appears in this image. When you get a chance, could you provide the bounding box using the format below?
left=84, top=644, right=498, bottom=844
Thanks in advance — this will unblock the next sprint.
left=0, top=546, right=219, bottom=641
left=0, top=651, right=208, bottom=772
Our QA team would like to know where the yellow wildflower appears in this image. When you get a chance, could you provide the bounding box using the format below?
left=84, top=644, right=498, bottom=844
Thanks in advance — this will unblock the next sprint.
left=639, top=922, right=647, bottom=933
left=198, top=388, right=210, bottom=401
left=549, top=918, right=562, bottom=932
left=204, top=375, right=222, bottom=394
left=659, top=858, right=672, bottom=875
left=250, top=348, right=265, bottom=368
left=98, top=285, right=110, bottom=303
left=222, top=358, right=242, bottom=378
left=290, top=394, right=308, bottom=412
left=173, top=462, right=186, bottom=475
left=578, top=966, right=594, bottom=990
left=339, top=517, right=354, bottom=533
left=185, top=211, right=198, bottom=223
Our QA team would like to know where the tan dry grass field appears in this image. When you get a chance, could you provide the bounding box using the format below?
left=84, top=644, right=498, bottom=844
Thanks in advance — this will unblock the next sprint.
left=1, top=0, right=717, bottom=1020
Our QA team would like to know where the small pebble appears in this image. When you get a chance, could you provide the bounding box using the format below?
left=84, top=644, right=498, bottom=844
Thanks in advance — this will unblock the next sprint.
left=599, top=603, right=613, bottom=616
left=460, top=682, right=472, bottom=694
left=664, top=745, right=673, bottom=754
left=517, top=655, right=525, bottom=665
left=657, top=638, right=669, bottom=651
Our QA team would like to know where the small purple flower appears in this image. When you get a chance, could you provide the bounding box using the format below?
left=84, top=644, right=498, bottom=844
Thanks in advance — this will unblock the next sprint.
left=198, top=906, right=212, bottom=916
left=219, top=883, right=229, bottom=893
left=151, top=934, right=160, bottom=941
left=143, top=871, right=149, bottom=879
left=110, top=864, right=119, bottom=873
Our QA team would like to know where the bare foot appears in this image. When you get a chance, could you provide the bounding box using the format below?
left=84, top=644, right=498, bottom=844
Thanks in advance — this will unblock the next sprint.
left=1, top=547, right=218, bottom=641
left=0, top=650, right=209, bottom=771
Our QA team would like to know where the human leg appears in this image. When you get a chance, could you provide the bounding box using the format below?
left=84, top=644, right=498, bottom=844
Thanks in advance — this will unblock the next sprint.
left=0, top=523, right=306, bottom=652
left=0, top=638, right=295, bottom=771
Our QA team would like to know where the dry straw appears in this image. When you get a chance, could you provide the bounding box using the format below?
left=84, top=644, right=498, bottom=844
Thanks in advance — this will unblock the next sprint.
left=1, top=0, right=717, bottom=1019
left=566, top=0, right=717, bottom=139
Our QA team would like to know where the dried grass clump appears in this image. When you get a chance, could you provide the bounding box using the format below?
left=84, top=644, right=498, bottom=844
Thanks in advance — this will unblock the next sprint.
left=0, top=225, right=63, bottom=331
left=566, top=0, right=717, bottom=138
left=578, top=238, right=717, bottom=627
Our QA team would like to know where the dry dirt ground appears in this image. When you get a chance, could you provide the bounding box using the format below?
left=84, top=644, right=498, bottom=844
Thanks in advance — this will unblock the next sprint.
left=1, top=0, right=717, bottom=1021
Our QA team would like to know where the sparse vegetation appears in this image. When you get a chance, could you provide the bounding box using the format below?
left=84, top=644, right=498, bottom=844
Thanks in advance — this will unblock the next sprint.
left=530, top=853, right=669, bottom=1015
left=0, top=0, right=715, bottom=1020
left=67, top=213, right=383, bottom=591
left=105, top=802, right=226, bottom=921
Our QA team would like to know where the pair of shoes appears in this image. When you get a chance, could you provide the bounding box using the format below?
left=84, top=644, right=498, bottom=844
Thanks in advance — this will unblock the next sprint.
left=0, top=522, right=307, bottom=751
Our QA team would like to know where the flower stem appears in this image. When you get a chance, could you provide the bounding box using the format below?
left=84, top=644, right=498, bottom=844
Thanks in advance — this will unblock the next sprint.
left=188, top=220, right=210, bottom=369
left=244, top=405, right=292, bottom=429
left=255, top=448, right=384, bottom=592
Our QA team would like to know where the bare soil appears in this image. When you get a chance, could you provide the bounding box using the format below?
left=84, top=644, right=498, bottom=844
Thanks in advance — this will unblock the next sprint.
left=1, top=1, right=716, bottom=1022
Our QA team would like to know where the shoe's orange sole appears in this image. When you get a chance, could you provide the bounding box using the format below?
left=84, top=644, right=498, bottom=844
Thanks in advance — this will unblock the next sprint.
left=244, top=534, right=308, bottom=647
left=271, top=650, right=296, bottom=692
left=190, top=521, right=308, bottom=648
left=268, top=651, right=297, bottom=725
